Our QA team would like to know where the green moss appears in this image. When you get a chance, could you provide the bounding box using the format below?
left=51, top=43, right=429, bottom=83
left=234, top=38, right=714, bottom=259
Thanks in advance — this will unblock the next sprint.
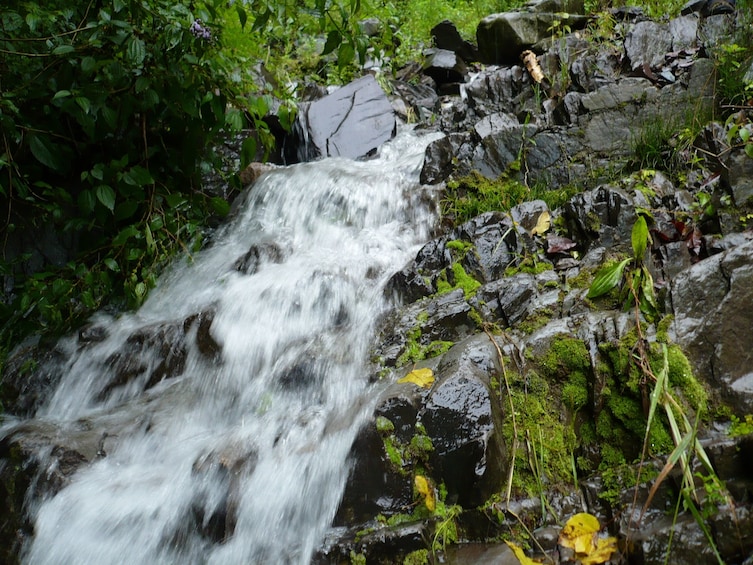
left=350, top=550, right=367, bottom=565
left=517, top=307, right=555, bottom=334
left=437, top=262, right=481, bottom=298
left=504, top=256, right=553, bottom=277
left=441, top=171, right=531, bottom=225
left=665, top=344, right=707, bottom=411
left=656, top=314, right=674, bottom=343
left=729, top=414, right=753, bottom=437
left=376, top=416, right=395, bottom=434
left=562, top=371, right=589, bottom=411
left=403, top=549, right=429, bottom=565
left=540, top=335, right=591, bottom=380
left=501, top=371, right=577, bottom=495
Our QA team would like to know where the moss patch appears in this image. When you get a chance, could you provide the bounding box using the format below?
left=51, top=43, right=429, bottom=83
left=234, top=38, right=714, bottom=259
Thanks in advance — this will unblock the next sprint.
left=436, top=262, right=481, bottom=299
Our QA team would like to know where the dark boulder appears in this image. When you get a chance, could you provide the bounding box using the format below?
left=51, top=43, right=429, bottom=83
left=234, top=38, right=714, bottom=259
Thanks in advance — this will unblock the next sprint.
left=422, top=48, right=468, bottom=87
left=431, top=20, right=480, bottom=63
left=671, top=235, right=753, bottom=414
left=476, top=11, right=588, bottom=65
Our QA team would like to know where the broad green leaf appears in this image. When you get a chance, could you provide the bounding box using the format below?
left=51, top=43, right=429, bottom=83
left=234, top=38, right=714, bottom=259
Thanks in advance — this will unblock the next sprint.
left=586, top=258, right=630, bottom=299
left=103, top=258, right=120, bottom=272
left=225, top=108, right=245, bottom=131
left=397, top=367, right=434, bottom=388
left=101, top=106, right=118, bottom=129
left=127, top=165, right=154, bottom=186
left=81, top=56, right=96, bottom=73
left=740, top=126, right=751, bottom=143
left=631, top=215, right=649, bottom=260
left=745, top=144, right=753, bottom=159
left=112, top=226, right=139, bottom=247
left=52, top=44, right=75, bottom=55
left=322, top=30, right=342, bottom=56
left=211, top=197, right=230, bottom=217
left=505, top=541, right=544, bottom=565
left=25, top=13, right=40, bottom=31
left=240, top=136, right=257, bottom=169
left=236, top=4, right=247, bottom=29
left=337, top=41, right=355, bottom=69
left=77, top=189, right=96, bottom=214
left=53, top=90, right=72, bottom=100
left=29, top=135, right=64, bottom=172
left=126, top=37, right=146, bottom=66
left=75, top=97, right=91, bottom=114
left=96, top=185, right=116, bottom=211
left=145, top=225, right=155, bottom=254
left=135, top=77, right=151, bottom=94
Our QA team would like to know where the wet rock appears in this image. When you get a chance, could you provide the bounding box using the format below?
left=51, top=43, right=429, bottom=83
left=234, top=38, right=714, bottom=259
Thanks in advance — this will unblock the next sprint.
left=423, top=48, right=468, bottom=87
left=671, top=236, right=753, bottom=414
left=285, top=75, right=396, bottom=163
left=0, top=338, right=67, bottom=417
left=420, top=335, right=506, bottom=507
left=419, top=134, right=455, bottom=185
left=727, top=147, right=753, bottom=206
left=431, top=20, right=479, bottom=63
left=233, top=242, right=286, bottom=275
left=476, top=12, right=588, bottom=65
left=557, top=184, right=638, bottom=254
left=624, top=20, right=673, bottom=71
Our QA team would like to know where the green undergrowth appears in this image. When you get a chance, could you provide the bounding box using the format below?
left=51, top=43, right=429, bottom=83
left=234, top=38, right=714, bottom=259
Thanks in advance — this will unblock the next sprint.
left=490, top=328, right=711, bottom=509
left=441, top=171, right=578, bottom=227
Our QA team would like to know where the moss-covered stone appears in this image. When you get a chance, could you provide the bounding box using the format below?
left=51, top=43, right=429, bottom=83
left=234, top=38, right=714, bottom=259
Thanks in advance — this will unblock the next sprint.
left=436, top=262, right=481, bottom=298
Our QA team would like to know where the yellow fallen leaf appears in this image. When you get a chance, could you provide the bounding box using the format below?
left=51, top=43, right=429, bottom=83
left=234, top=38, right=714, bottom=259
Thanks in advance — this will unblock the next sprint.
left=579, top=536, right=618, bottom=565
left=559, top=512, right=600, bottom=555
left=414, top=474, right=436, bottom=512
left=397, top=367, right=434, bottom=388
left=530, top=210, right=551, bottom=236
left=505, top=541, right=544, bottom=565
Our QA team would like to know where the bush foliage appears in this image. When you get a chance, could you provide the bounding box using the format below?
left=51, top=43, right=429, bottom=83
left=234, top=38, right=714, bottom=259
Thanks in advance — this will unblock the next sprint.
left=0, top=0, right=260, bottom=343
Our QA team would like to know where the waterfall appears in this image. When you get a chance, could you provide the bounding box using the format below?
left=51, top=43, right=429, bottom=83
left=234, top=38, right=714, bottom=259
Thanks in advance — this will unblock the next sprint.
left=7, top=129, right=442, bottom=565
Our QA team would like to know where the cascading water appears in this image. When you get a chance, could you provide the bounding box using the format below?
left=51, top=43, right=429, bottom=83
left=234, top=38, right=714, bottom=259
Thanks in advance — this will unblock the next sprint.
left=4, top=129, right=442, bottom=565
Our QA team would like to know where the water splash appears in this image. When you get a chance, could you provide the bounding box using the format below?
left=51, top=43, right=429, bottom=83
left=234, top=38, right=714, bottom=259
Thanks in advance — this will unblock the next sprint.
left=13, top=129, right=442, bottom=565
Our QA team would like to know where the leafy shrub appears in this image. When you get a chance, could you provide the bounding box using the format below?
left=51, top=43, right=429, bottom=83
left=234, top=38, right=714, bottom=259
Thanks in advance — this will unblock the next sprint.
left=0, top=0, right=259, bottom=343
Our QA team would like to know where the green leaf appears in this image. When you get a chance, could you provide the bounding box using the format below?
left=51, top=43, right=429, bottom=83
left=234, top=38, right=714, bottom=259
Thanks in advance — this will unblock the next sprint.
left=126, top=37, right=146, bottom=66
left=78, top=189, right=96, bottom=214
left=337, top=41, right=355, bottom=69
left=746, top=143, right=753, bottom=160
left=211, top=197, right=230, bottom=217
left=740, top=126, right=751, bottom=143
left=587, top=258, right=631, bottom=299
left=96, top=185, right=116, bottom=211
left=322, top=30, right=342, bottom=56
left=126, top=165, right=154, bottom=186
left=75, top=97, right=92, bottom=114
left=225, top=108, right=245, bottom=131
left=240, top=136, right=257, bottom=169
left=29, top=135, right=64, bottom=172
left=101, top=106, right=118, bottom=129
left=112, top=226, right=139, bottom=247
left=236, top=4, right=248, bottom=29
left=104, top=258, right=120, bottom=272
left=53, top=90, right=72, bottom=100
left=631, top=215, right=649, bottom=260
left=135, top=77, right=151, bottom=94
left=81, top=56, right=97, bottom=74
left=52, top=44, right=75, bottom=55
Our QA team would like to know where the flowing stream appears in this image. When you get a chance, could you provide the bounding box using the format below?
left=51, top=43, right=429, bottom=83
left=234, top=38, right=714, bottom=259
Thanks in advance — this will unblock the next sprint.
left=5, top=129, right=442, bottom=564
